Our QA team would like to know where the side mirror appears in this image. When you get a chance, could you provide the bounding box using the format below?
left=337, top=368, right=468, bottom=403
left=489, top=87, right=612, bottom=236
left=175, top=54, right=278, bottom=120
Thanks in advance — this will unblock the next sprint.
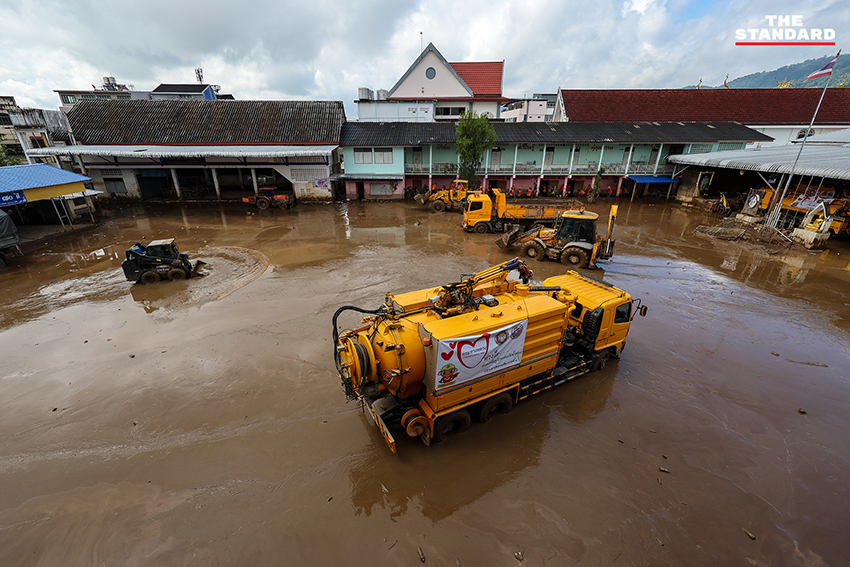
left=639, top=305, right=648, bottom=317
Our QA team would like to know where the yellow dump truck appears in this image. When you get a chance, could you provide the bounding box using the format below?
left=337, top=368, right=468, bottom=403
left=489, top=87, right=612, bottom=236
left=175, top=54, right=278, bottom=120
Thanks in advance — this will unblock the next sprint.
left=414, top=180, right=471, bottom=212
left=462, top=189, right=570, bottom=233
left=333, top=258, right=646, bottom=452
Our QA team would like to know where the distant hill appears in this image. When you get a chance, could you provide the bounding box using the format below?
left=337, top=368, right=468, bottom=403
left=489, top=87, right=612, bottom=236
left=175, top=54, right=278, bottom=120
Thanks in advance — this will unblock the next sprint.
left=683, top=54, right=849, bottom=89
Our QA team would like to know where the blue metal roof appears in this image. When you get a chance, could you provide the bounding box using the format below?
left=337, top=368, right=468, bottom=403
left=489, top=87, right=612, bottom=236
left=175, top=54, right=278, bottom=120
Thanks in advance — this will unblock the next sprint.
left=0, top=164, right=90, bottom=193
left=626, top=175, right=678, bottom=184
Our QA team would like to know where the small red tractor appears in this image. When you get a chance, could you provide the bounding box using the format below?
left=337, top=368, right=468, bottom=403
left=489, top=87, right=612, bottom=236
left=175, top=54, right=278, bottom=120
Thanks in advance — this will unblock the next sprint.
left=242, top=187, right=296, bottom=210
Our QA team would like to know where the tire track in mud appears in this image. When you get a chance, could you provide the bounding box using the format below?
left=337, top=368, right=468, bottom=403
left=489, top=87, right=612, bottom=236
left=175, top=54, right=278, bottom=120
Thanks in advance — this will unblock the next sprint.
left=0, top=246, right=269, bottom=329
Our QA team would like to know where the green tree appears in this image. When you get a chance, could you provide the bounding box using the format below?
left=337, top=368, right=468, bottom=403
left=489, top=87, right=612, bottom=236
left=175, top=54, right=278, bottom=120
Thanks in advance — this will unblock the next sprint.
left=0, top=144, right=25, bottom=166
left=455, top=110, right=496, bottom=189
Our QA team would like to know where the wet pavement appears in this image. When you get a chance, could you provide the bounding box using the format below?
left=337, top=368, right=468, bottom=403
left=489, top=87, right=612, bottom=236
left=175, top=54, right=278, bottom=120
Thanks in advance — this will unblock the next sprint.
left=1, top=200, right=849, bottom=566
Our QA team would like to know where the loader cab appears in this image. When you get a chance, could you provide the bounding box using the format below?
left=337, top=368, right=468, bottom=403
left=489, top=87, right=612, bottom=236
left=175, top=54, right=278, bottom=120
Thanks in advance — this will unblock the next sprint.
left=144, top=239, right=180, bottom=260
left=554, top=212, right=598, bottom=245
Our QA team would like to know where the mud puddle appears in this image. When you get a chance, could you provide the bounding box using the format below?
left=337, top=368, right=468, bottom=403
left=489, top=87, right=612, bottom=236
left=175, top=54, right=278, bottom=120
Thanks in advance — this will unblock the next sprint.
left=1, top=201, right=849, bottom=566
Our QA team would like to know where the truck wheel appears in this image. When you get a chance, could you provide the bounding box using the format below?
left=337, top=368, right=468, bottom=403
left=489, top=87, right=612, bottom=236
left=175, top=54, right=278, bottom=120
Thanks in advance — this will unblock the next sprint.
left=591, top=349, right=612, bottom=372
left=520, top=242, right=544, bottom=260
left=433, top=410, right=471, bottom=443
left=140, top=271, right=160, bottom=284
left=561, top=247, right=588, bottom=267
left=474, top=223, right=489, bottom=234
left=431, top=200, right=446, bottom=213
left=167, top=268, right=187, bottom=281
left=256, top=197, right=271, bottom=210
left=478, top=392, right=514, bottom=423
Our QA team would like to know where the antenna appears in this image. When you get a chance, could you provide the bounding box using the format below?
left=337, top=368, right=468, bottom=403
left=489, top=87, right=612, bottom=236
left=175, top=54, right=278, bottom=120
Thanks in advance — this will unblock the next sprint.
left=195, top=67, right=204, bottom=83
left=420, top=31, right=423, bottom=52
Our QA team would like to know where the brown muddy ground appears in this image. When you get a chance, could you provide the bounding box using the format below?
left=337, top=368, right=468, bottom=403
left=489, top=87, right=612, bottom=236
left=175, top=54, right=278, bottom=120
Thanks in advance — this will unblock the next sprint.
left=1, top=200, right=849, bottom=566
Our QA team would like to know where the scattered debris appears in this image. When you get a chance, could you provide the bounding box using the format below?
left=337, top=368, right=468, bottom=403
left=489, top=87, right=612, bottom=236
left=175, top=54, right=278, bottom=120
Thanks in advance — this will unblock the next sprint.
left=388, top=540, right=397, bottom=551
left=657, top=478, right=662, bottom=485
left=659, top=467, right=670, bottom=474
left=742, top=528, right=756, bottom=540
left=785, top=359, right=828, bottom=368
left=618, top=439, right=624, bottom=444
left=798, top=408, right=807, bottom=415
left=417, top=545, right=426, bottom=562
left=650, top=429, right=657, bottom=434
left=129, top=354, right=135, bottom=358
left=662, top=455, right=668, bottom=459
left=770, top=352, right=780, bottom=357
left=327, top=496, right=332, bottom=502
left=514, top=551, right=524, bottom=562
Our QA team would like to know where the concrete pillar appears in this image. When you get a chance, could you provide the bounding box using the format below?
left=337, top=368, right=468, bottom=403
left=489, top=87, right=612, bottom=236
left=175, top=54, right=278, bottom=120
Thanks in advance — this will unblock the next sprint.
left=617, top=176, right=624, bottom=197
left=251, top=168, right=259, bottom=196
left=568, top=143, right=575, bottom=175
left=170, top=168, right=182, bottom=199
left=624, top=144, right=634, bottom=176
left=535, top=176, right=542, bottom=196
left=653, top=143, right=664, bottom=175
left=212, top=168, right=221, bottom=200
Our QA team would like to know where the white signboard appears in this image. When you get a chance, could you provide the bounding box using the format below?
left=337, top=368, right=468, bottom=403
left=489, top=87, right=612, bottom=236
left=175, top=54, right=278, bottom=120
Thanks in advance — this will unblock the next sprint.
left=434, top=320, right=528, bottom=392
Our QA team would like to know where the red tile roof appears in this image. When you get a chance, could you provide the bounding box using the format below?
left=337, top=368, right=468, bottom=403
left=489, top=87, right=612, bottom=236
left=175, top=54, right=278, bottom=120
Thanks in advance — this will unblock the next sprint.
left=559, top=89, right=850, bottom=125
left=450, top=61, right=504, bottom=96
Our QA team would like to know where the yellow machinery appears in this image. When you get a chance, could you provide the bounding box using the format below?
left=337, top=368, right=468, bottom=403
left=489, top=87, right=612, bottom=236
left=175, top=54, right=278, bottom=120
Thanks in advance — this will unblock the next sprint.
left=333, top=258, right=646, bottom=452
left=757, top=186, right=850, bottom=234
left=414, top=179, right=471, bottom=212
left=463, top=189, right=570, bottom=233
left=498, top=206, right=618, bottom=269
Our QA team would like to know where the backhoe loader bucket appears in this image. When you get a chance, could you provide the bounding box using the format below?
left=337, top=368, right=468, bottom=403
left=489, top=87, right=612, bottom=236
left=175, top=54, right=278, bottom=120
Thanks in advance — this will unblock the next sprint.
left=496, top=225, right=522, bottom=249
left=413, top=194, right=427, bottom=205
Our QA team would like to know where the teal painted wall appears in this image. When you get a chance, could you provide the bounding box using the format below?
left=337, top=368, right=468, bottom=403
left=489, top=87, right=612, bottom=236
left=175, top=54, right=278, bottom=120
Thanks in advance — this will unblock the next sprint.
left=343, top=147, right=404, bottom=174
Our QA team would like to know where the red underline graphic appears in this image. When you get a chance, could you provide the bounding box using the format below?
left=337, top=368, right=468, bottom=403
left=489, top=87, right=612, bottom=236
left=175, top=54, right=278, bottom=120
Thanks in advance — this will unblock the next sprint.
left=736, top=42, right=836, bottom=46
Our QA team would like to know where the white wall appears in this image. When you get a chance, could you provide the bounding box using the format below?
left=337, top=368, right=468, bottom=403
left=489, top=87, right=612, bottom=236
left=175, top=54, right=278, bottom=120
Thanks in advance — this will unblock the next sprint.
left=390, top=51, right=471, bottom=99
left=745, top=125, right=849, bottom=147
left=357, top=100, right=435, bottom=122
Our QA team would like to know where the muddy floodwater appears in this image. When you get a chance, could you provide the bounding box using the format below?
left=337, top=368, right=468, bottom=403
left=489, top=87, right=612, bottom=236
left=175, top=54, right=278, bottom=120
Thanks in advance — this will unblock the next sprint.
left=1, top=200, right=849, bottom=566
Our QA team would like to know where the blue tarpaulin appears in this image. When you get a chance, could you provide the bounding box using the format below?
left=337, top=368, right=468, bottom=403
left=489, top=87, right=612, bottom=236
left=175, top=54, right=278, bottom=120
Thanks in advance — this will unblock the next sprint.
left=626, top=175, right=678, bottom=183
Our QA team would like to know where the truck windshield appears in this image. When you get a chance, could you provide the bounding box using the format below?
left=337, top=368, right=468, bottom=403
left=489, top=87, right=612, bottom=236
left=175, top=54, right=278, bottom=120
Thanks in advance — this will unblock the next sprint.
left=469, top=201, right=483, bottom=212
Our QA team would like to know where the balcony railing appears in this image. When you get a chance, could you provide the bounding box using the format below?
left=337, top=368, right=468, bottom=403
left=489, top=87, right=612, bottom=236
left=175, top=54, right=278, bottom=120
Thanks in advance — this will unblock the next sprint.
left=402, top=163, right=674, bottom=176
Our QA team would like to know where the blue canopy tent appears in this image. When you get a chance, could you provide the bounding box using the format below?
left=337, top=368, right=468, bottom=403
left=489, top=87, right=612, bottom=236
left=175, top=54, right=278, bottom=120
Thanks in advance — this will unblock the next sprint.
left=624, top=175, right=680, bottom=201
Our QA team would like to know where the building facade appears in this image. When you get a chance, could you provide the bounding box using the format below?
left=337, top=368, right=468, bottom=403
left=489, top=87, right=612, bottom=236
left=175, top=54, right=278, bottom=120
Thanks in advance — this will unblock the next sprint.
left=338, top=121, right=771, bottom=199
left=28, top=100, right=345, bottom=201
left=357, top=44, right=509, bottom=122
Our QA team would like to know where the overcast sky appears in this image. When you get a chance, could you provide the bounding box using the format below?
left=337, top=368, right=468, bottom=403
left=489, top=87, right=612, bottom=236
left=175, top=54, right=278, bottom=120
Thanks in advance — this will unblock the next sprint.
left=0, top=0, right=845, bottom=118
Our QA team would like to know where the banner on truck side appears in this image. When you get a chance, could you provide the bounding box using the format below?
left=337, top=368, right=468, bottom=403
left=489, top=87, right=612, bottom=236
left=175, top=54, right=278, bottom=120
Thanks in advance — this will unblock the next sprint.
left=433, top=319, right=528, bottom=392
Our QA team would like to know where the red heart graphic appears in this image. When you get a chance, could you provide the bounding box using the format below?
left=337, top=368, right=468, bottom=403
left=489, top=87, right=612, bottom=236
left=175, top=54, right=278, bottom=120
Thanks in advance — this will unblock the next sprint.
left=457, top=334, right=490, bottom=369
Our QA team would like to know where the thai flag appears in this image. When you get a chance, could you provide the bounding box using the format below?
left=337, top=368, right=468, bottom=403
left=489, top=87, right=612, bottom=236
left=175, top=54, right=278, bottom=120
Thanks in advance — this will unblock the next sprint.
left=803, top=54, right=840, bottom=81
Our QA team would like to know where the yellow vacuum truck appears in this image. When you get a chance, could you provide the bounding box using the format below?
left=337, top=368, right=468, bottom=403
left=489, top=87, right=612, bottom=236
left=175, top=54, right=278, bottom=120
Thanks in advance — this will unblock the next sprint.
left=332, top=258, right=646, bottom=453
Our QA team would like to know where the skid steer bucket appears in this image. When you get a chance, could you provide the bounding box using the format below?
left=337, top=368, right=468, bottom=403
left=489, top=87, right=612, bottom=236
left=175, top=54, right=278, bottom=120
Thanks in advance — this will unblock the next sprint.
left=190, top=260, right=207, bottom=277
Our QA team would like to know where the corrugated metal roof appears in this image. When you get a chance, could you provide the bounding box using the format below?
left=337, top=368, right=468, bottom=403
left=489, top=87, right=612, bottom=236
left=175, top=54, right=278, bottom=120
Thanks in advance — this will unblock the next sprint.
left=27, top=145, right=337, bottom=159
left=339, top=121, right=771, bottom=147
left=67, top=100, right=346, bottom=145
left=667, top=145, right=850, bottom=180
left=0, top=164, right=90, bottom=192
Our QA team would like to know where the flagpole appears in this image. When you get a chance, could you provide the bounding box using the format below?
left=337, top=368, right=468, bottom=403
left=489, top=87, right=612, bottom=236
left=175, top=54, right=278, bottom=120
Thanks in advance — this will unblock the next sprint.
left=767, top=50, right=841, bottom=229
